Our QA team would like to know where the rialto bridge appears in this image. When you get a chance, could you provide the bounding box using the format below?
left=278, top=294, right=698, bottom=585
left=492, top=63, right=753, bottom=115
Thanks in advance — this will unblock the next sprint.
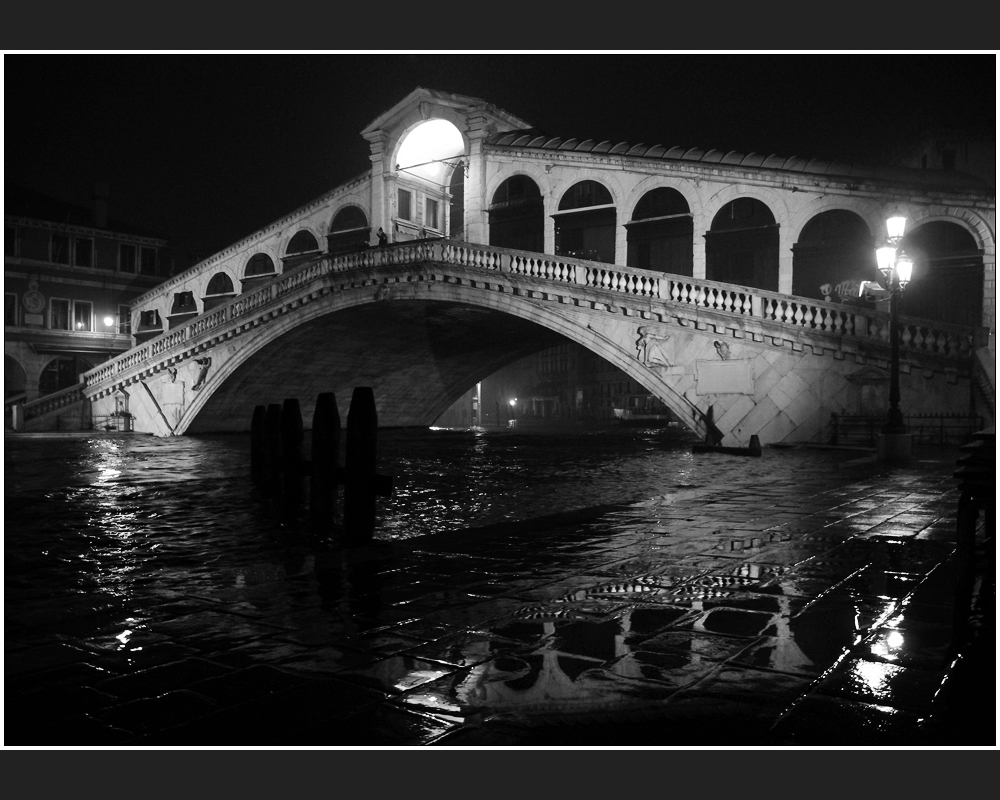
left=69, top=87, right=993, bottom=443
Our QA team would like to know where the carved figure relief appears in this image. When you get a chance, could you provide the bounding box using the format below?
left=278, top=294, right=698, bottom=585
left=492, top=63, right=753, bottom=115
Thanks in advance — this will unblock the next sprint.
left=374, top=283, right=393, bottom=302
left=636, top=326, right=672, bottom=367
left=714, top=340, right=731, bottom=360
left=192, top=357, right=212, bottom=391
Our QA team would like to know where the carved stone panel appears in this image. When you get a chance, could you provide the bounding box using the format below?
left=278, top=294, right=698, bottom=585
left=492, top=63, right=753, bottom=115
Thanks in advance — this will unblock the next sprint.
left=696, top=359, right=754, bottom=395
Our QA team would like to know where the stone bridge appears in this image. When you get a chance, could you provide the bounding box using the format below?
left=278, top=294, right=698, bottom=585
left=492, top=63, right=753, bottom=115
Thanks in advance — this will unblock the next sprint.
left=83, top=241, right=976, bottom=446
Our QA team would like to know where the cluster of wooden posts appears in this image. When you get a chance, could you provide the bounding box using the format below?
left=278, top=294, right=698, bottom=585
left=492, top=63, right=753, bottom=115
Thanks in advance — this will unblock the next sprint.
left=250, top=387, right=393, bottom=544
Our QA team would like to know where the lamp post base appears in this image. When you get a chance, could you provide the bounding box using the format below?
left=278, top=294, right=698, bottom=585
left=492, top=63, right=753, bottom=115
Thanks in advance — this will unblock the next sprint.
left=877, top=433, right=913, bottom=462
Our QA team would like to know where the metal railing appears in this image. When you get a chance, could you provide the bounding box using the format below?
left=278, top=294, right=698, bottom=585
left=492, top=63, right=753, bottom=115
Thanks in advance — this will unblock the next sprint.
left=831, top=412, right=985, bottom=447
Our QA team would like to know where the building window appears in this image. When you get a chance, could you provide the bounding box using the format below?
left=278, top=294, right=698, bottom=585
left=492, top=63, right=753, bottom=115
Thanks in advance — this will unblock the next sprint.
left=75, top=238, right=94, bottom=268
left=426, top=198, right=440, bottom=231
left=51, top=234, right=71, bottom=264
left=5, top=225, right=18, bottom=257
left=50, top=298, right=71, bottom=330
left=139, top=310, right=162, bottom=329
left=74, top=301, right=93, bottom=331
left=118, top=305, right=132, bottom=335
left=206, top=272, right=235, bottom=295
left=5, top=293, right=16, bottom=326
left=140, top=246, right=158, bottom=275
left=171, top=291, right=196, bottom=315
left=120, top=244, right=137, bottom=273
left=398, top=188, right=413, bottom=221
left=245, top=254, right=275, bottom=278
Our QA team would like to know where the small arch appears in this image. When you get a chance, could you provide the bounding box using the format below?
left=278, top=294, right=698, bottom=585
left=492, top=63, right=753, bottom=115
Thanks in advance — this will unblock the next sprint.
left=328, top=206, right=370, bottom=255
left=554, top=180, right=616, bottom=263
left=243, top=253, right=276, bottom=293
left=203, top=272, right=236, bottom=312
left=207, top=272, right=235, bottom=295
left=900, top=220, right=983, bottom=327
left=286, top=230, right=320, bottom=256
left=792, top=209, right=876, bottom=302
left=5, top=354, right=28, bottom=403
left=489, top=175, right=544, bottom=253
left=706, top=198, right=779, bottom=291
left=39, top=355, right=93, bottom=397
left=558, top=180, right=613, bottom=211
left=245, top=253, right=276, bottom=278
left=626, top=187, right=693, bottom=276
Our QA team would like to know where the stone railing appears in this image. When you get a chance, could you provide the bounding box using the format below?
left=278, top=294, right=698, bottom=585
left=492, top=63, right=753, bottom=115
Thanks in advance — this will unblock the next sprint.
left=21, top=382, right=87, bottom=422
left=84, top=240, right=975, bottom=394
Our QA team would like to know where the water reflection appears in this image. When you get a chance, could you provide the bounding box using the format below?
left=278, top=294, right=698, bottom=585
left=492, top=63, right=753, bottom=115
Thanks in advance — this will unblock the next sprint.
left=5, top=428, right=965, bottom=744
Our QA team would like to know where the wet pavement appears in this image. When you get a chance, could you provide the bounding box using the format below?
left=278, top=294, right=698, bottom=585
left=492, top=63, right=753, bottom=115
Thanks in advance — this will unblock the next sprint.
left=4, top=438, right=996, bottom=748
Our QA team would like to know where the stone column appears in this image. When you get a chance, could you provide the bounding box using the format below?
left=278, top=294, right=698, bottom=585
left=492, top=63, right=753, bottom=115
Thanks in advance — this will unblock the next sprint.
left=463, top=112, right=492, bottom=245
left=363, top=130, right=389, bottom=239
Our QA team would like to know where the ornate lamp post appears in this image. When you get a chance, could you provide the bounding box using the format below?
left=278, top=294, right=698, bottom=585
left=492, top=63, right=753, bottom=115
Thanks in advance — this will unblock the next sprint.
left=873, top=214, right=914, bottom=457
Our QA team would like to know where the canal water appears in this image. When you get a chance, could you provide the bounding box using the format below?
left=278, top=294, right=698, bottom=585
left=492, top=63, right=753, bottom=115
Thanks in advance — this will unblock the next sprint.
left=5, top=421, right=837, bottom=653
left=3, top=421, right=843, bottom=544
left=6, top=424, right=987, bottom=745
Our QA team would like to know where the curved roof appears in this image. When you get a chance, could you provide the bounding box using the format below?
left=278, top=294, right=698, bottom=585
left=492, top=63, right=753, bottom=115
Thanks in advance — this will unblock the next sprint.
left=488, top=130, right=992, bottom=193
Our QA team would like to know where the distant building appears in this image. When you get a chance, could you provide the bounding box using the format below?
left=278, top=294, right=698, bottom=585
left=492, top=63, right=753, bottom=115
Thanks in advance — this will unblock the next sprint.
left=5, top=183, right=170, bottom=427
left=888, top=123, right=995, bottom=187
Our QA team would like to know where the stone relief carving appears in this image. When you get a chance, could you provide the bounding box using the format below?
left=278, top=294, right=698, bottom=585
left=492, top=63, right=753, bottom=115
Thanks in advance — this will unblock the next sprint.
left=714, top=340, right=731, bottom=360
left=192, top=357, right=212, bottom=392
left=636, top=326, right=672, bottom=367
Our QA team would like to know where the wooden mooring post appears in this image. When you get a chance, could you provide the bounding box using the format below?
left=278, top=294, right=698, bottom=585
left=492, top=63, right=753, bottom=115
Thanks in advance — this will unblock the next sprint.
left=249, top=388, right=393, bottom=542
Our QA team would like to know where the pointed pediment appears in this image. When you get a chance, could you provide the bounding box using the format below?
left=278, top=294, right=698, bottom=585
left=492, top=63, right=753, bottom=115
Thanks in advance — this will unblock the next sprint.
left=361, top=86, right=533, bottom=139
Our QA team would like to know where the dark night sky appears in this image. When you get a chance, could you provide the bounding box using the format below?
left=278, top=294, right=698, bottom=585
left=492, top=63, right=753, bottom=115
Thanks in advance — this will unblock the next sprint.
left=4, top=52, right=994, bottom=269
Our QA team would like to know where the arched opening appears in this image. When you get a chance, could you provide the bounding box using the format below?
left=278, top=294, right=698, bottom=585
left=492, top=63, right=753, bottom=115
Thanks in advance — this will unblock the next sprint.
left=283, top=231, right=321, bottom=269
left=395, top=119, right=466, bottom=242
left=554, top=180, right=616, bottom=264
left=168, top=290, right=198, bottom=329
left=626, top=187, right=693, bottom=275
left=242, top=253, right=276, bottom=292
left=792, top=210, right=876, bottom=302
left=134, top=308, right=163, bottom=344
left=328, top=206, right=370, bottom=255
left=39, top=356, right=92, bottom=397
left=6, top=355, right=27, bottom=402
left=488, top=175, right=543, bottom=253
left=900, top=221, right=984, bottom=328
left=203, top=272, right=236, bottom=312
left=706, top=198, right=779, bottom=291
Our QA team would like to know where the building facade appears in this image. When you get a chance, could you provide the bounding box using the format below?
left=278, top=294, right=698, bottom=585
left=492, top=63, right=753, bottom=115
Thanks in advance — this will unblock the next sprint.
left=5, top=184, right=170, bottom=428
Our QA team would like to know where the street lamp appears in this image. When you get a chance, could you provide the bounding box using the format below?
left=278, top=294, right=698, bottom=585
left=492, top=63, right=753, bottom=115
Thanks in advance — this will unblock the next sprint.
left=869, top=214, right=914, bottom=458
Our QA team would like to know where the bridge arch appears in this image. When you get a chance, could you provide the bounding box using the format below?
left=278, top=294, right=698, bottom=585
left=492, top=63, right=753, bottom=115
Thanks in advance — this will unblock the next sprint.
left=170, top=277, right=709, bottom=440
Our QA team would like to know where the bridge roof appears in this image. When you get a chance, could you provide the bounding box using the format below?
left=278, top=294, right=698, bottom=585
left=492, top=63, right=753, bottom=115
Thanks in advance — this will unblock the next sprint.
left=488, top=130, right=993, bottom=195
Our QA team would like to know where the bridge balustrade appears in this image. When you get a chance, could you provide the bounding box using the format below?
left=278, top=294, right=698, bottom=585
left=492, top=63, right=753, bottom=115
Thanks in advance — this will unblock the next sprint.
left=82, top=240, right=974, bottom=395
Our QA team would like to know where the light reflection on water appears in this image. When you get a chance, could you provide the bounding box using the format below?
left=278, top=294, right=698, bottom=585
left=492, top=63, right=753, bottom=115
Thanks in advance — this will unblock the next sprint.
left=8, top=424, right=958, bottom=743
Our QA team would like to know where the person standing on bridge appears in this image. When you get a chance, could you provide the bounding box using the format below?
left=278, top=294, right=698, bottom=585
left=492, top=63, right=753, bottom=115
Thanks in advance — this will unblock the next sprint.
left=377, top=227, right=388, bottom=247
